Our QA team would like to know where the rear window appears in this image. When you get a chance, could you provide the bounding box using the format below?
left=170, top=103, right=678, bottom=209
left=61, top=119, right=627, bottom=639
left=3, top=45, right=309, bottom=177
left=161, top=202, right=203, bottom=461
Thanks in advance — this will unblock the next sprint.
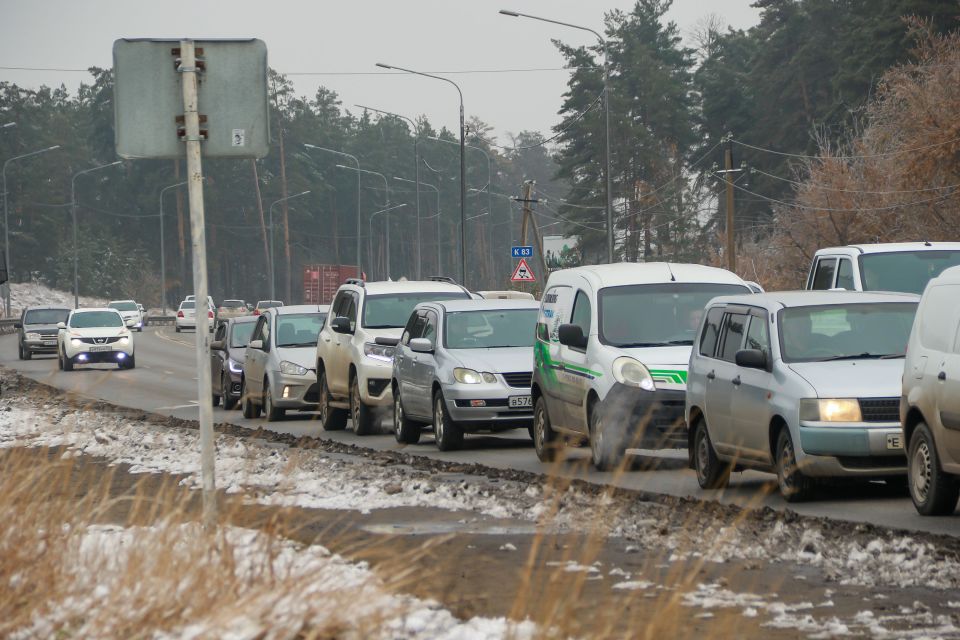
left=109, top=301, right=139, bottom=311
left=181, top=301, right=195, bottom=310
left=221, top=300, right=245, bottom=308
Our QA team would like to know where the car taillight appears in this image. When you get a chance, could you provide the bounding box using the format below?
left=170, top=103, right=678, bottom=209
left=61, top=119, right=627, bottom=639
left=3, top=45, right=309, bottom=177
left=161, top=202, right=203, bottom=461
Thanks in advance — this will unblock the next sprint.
left=253, top=309, right=260, bottom=315
left=177, top=311, right=184, bottom=318
left=208, top=311, right=214, bottom=318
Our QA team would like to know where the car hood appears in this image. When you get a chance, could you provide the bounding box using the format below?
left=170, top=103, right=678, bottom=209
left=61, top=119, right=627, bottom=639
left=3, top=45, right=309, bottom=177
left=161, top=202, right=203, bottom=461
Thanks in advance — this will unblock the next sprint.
left=619, top=344, right=692, bottom=368
left=65, top=327, right=129, bottom=339
left=227, top=346, right=247, bottom=363
left=274, top=346, right=316, bottom=370
left=23, top=323, right=61, bottom=333
left=361, top=327, right=405, bottom=341
left=787, top=359, right=904, bottom=398
left=448, top=346, right=533, bottom=373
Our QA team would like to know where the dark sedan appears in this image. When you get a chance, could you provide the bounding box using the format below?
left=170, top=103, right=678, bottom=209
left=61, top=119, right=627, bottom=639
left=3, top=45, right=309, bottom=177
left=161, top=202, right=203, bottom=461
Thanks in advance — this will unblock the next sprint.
left=210, top=316, right=257, bottom=409
left=16, top=306, right=70, bottom=360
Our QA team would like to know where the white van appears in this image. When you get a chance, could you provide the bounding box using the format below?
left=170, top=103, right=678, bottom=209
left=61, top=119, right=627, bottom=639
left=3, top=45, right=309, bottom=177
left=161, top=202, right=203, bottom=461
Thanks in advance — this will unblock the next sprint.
left=806, top=243, right=960, bottom=295
left=531, top=262, right=752, bottom=470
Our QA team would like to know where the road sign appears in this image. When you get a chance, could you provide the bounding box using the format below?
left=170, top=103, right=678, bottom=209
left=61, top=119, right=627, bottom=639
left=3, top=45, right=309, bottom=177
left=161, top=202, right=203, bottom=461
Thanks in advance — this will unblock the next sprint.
left=511, top=245, right=533, bottom=258
left=113, top=39, right=269, bottom=159
left=511, top=258, right=536, bottom=282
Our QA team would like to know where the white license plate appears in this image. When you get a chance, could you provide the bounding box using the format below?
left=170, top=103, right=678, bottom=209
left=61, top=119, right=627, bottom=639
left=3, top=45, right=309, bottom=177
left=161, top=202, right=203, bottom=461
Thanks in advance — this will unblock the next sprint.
left=886, top=434, right=903, bottom=450
left=42, top=340, right=56, bottom=345
left=508, top=395, right=532, bottom=408
left=88, top=345, right=112, bottom=352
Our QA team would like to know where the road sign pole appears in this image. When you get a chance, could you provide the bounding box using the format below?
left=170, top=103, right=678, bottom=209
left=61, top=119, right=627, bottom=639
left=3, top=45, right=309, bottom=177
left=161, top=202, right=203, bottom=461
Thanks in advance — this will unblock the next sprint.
left=179, top=40, right=217, bottom=528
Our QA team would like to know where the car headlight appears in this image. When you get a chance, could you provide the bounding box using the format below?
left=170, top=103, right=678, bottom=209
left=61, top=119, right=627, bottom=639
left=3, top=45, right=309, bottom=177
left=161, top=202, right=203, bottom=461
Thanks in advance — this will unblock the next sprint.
left=279, top=360, right=309, bottom=376
left=70, top=338, right=83, bottom=347
left=612, top=356, right=656, bottom=391
left=25, top=332, right=41, bottom=341
left=453, top=368, right=486, bottom=384
left=118, top=336, right=130, bottom=346
left=799, top=398, right=862, bottom=423
left=364, top=342, right=395, bottom=363
left=227, top=358, right=243, bottom=374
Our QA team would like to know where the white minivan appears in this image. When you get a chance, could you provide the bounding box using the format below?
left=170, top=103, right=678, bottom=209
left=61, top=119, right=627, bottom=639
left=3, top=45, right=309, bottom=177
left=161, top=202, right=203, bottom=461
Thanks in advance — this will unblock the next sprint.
left=531, top=262, right=752, bottom=470
left=806, top=242, right=960, bottom=295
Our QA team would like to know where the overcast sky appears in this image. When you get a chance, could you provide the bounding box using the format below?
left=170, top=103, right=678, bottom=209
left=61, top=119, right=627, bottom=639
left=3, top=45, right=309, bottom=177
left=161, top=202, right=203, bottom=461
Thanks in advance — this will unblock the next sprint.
left=1, top=0, right=760, bottom=141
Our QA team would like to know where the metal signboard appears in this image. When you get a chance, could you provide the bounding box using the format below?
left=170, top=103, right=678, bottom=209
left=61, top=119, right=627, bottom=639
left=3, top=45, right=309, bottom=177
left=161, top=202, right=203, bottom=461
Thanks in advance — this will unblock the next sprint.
left=511, top=257, right=536, bottom=282
left=113, top=38, right=269, bottom=159
left=511, top=245, right=533, bottom=258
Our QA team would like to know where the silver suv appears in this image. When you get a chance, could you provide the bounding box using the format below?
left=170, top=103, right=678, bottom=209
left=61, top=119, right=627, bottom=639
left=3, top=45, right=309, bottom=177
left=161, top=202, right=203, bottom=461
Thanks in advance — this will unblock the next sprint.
left=391, top=299, right=539, bottom=450
left=315, top=278, right=472, bottom=434
left=686, top=291, right=918, bottom=501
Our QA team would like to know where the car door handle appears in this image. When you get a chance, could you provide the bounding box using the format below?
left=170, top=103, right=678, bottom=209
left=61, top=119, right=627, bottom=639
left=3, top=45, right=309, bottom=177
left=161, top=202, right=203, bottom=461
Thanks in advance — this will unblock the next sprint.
left=939, top=371, right=947, bottom=381
left=731, top=376, right=741, bottom=386
left=706, top=370, right=715, bottom=380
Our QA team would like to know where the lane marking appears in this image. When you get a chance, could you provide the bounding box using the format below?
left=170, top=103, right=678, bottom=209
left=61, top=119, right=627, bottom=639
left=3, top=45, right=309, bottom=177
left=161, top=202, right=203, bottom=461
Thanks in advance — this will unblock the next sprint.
left=153, top=401, right=199, bottom=411
left=152, top=328, right=193, bottom=349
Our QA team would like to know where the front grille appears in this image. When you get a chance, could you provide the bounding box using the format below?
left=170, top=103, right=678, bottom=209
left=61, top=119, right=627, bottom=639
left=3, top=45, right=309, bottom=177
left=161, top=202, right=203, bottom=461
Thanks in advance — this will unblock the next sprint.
left=501, top=372, right=532, bottom=388
left=455, top=399, right=509, bottom=408
left=837, top=455, right=906, bottom=470
left=79, top=337, right=120, bottom=345
left=858, top=398, right=900, bottom=423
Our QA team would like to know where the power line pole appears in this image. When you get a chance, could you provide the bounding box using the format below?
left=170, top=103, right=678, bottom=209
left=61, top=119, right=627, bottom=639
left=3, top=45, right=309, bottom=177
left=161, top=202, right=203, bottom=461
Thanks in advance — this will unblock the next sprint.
left=514, top=181, right=548, bottom=292
left=724, top=139, right=736, bottom=272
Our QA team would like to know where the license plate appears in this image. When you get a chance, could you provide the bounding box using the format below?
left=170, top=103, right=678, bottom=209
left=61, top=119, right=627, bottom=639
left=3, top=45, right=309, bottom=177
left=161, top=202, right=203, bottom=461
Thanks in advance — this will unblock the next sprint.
left=886, top=434, right=903, bottom=450
left=508, top=395, right=532, bottom=408
left=42, top=340, right=56, bottom=345
left=88, top=345, right=112, bottom=352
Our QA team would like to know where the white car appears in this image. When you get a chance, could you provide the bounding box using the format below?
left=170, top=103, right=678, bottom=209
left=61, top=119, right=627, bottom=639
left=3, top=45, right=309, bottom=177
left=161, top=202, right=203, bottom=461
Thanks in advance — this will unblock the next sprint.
left=806, top=242, right=960, bottom=295
left=107, top=299, right=144, bottom=332
left=176, top=300, right=214, bottom=332
left=315, top=278, right=472, bottom=434
left=57, top=308, right=135, bottom=371
left=531, top=262, right=752, bottom=470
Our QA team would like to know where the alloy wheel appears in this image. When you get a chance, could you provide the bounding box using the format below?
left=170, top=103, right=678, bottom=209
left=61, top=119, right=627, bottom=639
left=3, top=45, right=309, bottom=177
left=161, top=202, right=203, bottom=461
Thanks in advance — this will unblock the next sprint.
left=912, top=439, right=932, bottom=503
left=434, top=396, right=445, bottom=442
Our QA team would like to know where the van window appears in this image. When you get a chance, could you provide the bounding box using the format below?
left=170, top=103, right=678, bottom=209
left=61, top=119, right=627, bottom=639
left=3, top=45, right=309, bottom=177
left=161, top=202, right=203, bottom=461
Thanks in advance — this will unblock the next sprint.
left=538, top=285, right=573, bottom=343
left=860, top=250, right=960, bottom=294
left=920, top=285, right=960, bottom=352
left=718, top=313, right=748, bottom=362
left=744, top=313, right=771, bottom=359
left=571, top=290, right=592, bottom=337
left=699, top=307, right=724, bottom=357
left=811, top=258, right=837, bottom=290
left=836, top=259, right=855, bottom=290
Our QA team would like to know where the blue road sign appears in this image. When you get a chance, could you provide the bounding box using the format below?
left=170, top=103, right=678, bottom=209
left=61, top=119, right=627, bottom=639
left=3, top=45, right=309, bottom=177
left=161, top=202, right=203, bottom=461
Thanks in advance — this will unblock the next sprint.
left=511, top=246, right=533, bottom=258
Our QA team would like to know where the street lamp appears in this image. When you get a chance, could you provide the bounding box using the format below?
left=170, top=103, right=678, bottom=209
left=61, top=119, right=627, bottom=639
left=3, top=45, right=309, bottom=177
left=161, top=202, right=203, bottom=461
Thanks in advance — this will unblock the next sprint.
left=355, top=104, right=423, bottom=279
left=395, top=176, right=441, bottom=275
left=376, top=61, right=467, bottom=286
left=159, top=180, right=189, bottom=315
left=1, top=123, right=15, bottom=130
left=368, top=203, right=407, bottom=280
left=2, top=144, right=60, bottom=316
left=500, top=9, right=614, bottom=264
left=335, top=164, right=390, bottom=278
left=71, top=160, right=122, bottom=309
left=303, top=144, right=362, bottom=279
left=268, top=190, right=311, bottom=300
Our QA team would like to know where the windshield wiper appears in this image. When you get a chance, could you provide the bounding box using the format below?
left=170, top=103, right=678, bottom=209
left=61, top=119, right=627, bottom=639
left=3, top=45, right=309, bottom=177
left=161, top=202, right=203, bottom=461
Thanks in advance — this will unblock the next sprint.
left=816, top=353, right=898, bottom=361
left=278, top=342, right=317, bottom=348
left=363, top=324, right=400, bottom=329
left=613, top=340, right=693, bottom=348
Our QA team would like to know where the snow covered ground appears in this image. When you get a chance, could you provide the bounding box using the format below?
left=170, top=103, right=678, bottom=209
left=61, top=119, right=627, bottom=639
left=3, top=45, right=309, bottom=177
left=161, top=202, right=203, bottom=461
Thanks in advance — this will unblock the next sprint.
left=6, top=280, right=105, bottom=314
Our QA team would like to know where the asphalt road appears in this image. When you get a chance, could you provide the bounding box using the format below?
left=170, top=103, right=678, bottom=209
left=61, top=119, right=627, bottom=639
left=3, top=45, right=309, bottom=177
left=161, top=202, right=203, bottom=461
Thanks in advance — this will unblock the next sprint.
left=4, top=326, right=958, bottom=537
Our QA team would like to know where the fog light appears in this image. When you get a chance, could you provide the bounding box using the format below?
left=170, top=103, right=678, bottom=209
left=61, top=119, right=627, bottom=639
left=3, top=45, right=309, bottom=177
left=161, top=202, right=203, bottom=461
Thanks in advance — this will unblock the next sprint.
left=282, top=386, right=292, bottom=399
left=116, top=353, right=126, bottom=360
left=77, top=354, right=87, bottom=361
left=470, top=399, right=486, bottom=407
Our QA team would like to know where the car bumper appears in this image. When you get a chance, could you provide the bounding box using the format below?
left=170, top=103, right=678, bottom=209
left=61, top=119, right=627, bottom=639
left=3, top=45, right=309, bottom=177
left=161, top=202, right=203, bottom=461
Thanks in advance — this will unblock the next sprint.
left=357, top=359, right=394, bottom=407
left=66, top=348, right=135, bottom=364
left=24, top=339, right=58, bottom=353
left=796, top=423, right=906, bottom=477
left=176, top=318, right=196, bottom=329
left=443, top=382, right=534, bottom=426
left=601, top=384, right=687, bottom=449
left=269, top=371, right=319, bottom=409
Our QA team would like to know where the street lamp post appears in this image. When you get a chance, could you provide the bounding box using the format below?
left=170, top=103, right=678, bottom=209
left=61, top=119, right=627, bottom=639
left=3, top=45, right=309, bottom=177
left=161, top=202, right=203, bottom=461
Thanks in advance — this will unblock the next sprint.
left=368, top=203, right=407, bottom=279
left=159, top=180, right=189, bottom=315
left=2, top=144, right=60, bottom=316
left=71, top=160, right=121, bottom=309
left=269, top=190, right=311, bottom=300
left=395, top=176, right=441, bottom=275
left=335, top=164, right=390, bottom=278
left=303, top=144, right=362, bottom=279
left=500, top=9, right=614, bottom=264
left=376, top=62, right=467, bottom=286
left=355, top=104, right=423, bottom=279
left=1, top=123, right=15, bottom=130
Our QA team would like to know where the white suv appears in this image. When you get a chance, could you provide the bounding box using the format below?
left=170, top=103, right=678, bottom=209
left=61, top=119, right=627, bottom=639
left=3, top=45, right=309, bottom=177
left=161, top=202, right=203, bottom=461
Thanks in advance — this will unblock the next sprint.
left=107, top=299, right=144, bottom=332
left=57, top=308, right=135, bottom=371
left=806, top=242, right=960, bottom=295
left=315, top=278, right=472, bottom=434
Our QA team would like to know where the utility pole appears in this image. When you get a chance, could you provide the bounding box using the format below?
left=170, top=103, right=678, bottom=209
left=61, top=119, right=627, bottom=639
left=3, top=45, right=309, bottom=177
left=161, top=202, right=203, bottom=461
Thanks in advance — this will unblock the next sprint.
left=724, top=139, right=736, bottom=272
left=514, top=181, right=548, bottom=292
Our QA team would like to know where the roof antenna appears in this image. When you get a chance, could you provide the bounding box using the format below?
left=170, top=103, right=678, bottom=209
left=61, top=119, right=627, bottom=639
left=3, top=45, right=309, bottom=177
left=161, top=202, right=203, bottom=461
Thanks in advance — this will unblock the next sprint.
left=924, top=240, right=932, bottom=247
left=666, top=262, right=676, bottom=282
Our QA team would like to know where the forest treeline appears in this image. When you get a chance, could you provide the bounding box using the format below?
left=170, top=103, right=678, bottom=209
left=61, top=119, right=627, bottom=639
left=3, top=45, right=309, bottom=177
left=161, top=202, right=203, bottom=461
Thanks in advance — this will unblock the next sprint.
left=0, top=0, right=957, bottom=303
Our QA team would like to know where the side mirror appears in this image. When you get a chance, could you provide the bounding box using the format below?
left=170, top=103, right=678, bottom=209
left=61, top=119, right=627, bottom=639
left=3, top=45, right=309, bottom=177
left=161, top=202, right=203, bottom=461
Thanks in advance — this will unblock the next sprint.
left=735, top=349, right=767, bottom=370
left=57, top=322, right=66, bottom=330
left=557, top=323, right=588, bottom=350
left=331, top=316, right=353, bottom=334
left=13, top=322, right=21, bottom=329
left=210, top=340, right=224, bottom=351
left=249, top=339, right=264, bottom=350
left=409, top=338, right=433, bottom=353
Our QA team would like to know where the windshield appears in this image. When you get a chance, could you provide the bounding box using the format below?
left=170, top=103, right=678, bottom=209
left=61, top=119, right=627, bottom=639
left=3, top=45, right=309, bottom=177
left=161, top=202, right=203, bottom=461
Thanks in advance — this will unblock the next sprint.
left=859, top=251, right=960, bottom=294
left=444, top=309, right=538, bottom=349
left=69, top=311, right=124, bottom=329
left=24, top=309, right=69, bottom=325
left=276, top=313, right=327, bottom=347
left=221, top=300, right=244, bottom=308
left=229, top=321, right=257, bottom=348
left=109, top=301, right=138, bottom=311
left=599, top=283, right=750, bottom=347
left=779, top=302, right=917, bottom=362
left=363, top=292, right=469, bottom=328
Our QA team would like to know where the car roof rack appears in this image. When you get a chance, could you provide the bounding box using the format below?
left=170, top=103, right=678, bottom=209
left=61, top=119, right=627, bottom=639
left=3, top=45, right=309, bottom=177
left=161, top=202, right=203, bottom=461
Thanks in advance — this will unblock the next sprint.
left=344, top=278, right=365, bottom=287
left=428, top=275, right=456, bottom=284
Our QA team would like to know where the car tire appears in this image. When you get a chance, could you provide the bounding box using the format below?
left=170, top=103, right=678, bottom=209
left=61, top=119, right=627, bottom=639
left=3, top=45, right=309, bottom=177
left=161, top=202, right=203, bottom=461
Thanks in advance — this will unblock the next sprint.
left=589, top=400, right=625, bottom=472
left=23, top=347, right=32, bottom=361
left=776, top=427, right=812, bottom=502
left=533, top=396, right=560, bottom=462
left=241, top=379, right=261, bottom=419
left=318, top=371, right=347, bottom=431
left=212, top=393, right=220, bottom=407
left=17, top=343, right=24, bottom=360
left=222, top=375, right=238, bottom=410
left=908, top=422, right=960, bottom=516
left=124, top=354, right=136, bottom=370
left=175, top=326, right=181, bottom=333
left=57, top=348, right=64, bottom=371
left=263, top=378, right=285, bottom=421
left=433, top=390, right=463, bottom=451
left=351, top=374, right=378, bottom=435
left=693, top=417, right=730, bottom=489
left=62, top=352, right=74, bottom=372
left=393, top=388, right=421, bottom=444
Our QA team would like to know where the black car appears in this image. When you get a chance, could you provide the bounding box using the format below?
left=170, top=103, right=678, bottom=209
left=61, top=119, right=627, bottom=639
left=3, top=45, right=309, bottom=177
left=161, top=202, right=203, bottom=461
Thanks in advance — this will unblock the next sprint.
left=16, top=306, right=70, bottom=360
left=210, top=316, right=257, bottom=409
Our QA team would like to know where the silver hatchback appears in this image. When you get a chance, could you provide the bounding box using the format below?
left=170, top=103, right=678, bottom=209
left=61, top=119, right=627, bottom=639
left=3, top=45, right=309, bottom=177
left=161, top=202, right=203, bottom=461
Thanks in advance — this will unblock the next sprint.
left=685, top=291, right=918, bottom=501
left=391, top=299, right=539, bottom=450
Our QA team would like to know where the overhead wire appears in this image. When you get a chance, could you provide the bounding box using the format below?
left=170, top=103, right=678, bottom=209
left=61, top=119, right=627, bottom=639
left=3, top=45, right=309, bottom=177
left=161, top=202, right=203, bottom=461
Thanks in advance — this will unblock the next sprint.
left=731, top=135, right=960, bottom=160
left=749, top=166, right=960, bottom=195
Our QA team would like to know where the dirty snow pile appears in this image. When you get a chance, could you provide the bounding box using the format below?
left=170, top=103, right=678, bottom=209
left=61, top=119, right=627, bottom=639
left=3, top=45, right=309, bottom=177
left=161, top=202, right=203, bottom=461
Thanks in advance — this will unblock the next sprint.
left=14, top=523, right=535, bottom=640
left=8, top=280, right=105, bottom=313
